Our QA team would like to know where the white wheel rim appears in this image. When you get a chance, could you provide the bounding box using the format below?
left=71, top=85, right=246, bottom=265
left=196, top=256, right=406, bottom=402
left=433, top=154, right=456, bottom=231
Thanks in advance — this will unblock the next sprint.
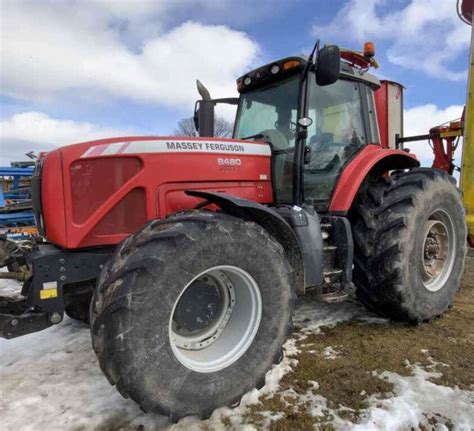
left=169, top=265, right=262, bottom=373
left=420, top=209, right=456, bottom=292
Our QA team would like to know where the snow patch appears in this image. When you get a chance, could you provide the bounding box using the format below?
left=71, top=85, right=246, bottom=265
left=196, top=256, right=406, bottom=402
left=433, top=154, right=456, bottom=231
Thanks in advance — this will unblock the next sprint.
left=355, top=363, right=474, bottom=431
left=2, top=278, right=472, bottom=430
left=294, top=295, right=388, bottom=335
left=322, top=346, right=341, bottom=360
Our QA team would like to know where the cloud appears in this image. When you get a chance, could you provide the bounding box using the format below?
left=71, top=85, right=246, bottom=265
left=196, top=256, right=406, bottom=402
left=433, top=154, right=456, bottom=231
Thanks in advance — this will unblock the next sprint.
left=403, top=104, right=464, bottom=166
left=0, top=112, right=134, bottom=165
left=314, top=0, right=471, bottom=81
left=0, top=1, right=259, bottom=109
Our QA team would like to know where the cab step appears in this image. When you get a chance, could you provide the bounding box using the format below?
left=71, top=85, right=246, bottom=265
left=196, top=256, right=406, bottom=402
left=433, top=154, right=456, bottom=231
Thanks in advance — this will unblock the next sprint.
left=323, top=268, right=343, bottom=282
left=321, top=282, right=356, bottom=303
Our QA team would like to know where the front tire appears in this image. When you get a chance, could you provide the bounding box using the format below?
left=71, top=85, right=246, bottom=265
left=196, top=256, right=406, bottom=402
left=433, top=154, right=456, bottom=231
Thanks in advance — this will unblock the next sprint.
left=351, top=168, right=467, bottom=323
left=64, top=281, right=95, bottom=324
left=90, top=211, right=294, bottom=420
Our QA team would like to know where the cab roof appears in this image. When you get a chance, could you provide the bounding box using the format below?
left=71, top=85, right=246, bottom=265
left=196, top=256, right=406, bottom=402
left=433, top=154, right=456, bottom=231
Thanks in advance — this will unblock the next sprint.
left=237, top=54, right=381, bottom=93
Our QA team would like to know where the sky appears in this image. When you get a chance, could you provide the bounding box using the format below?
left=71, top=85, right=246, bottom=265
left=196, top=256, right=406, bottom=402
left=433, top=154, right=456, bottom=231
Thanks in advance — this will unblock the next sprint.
left=0, top=0, right=471, bottom=166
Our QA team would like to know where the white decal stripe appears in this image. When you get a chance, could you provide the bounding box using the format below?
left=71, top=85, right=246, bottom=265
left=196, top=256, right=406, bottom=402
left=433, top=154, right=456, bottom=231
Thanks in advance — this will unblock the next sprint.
left=81, top=146, right=95, bottom=157
left=101, top=143, right=123, bottom=155
left=81, top=140, right=271, bottom=158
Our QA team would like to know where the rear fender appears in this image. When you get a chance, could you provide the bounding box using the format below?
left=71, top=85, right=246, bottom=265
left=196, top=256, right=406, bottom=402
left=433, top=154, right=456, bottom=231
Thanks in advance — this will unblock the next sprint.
left=329, top=145, right=420, bottom=213
left=186, top=190, right=305, bottom=294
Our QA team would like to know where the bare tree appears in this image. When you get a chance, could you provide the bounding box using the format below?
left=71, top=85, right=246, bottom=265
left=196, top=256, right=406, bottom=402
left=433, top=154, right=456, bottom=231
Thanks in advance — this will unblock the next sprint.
left=214, top=117, right=234, bottom=138
left=174, top=117, right=233, bottom=138
left=174, top=118, right=198, bottom=137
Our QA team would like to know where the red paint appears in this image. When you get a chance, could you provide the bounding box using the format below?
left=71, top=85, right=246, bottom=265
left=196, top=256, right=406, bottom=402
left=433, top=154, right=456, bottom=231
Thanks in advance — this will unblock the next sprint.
left=41, top=136, right=272, bottom=249
left=329, top=145, right=419, bottom=212
left=460, top=0, right=473, bottom=22
left=374, top=80, right=389, bottom=149
left=157, top=181, right=272, bottom=216
left=340, top=50, right=374, bottom=69
left=41, top=150, right=67, bottom=243
left=430, top=134, right=457, bottom=173
left=429, top=113, right=464, bottom=174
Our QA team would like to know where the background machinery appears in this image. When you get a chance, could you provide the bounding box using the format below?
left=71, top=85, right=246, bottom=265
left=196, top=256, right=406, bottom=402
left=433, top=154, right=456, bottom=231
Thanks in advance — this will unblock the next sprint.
left=0, top=20, right=470, bottom=421
left=0, top=165, right=35, bottom=229
left=458, top=0, right=472, bottom=245
left=398, top=0, right=473, bottom=246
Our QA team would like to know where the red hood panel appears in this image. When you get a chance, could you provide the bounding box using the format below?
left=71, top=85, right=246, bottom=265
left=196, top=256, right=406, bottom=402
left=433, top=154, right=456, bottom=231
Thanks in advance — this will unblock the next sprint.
left=42, top=136, right=273, bottom=249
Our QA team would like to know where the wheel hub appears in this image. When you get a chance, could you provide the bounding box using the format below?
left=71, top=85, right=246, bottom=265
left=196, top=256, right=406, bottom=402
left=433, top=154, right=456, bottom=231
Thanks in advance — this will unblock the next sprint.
left=169, top=266, right=261, bottom=373
left=171, top=271, right=235, bottom=351
left=420, top=211, right=455, bottom=292
left=173, top=279, right=222, bottom=333
left=424, top=235, right=441, bottom=261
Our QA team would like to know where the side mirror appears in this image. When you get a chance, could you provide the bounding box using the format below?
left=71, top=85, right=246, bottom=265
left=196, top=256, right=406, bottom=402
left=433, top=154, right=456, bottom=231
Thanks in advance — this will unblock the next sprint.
left=194, top=80, right=214, bottom=137
left=316, top=45, right=340, bottom=86
left=194, top=80, right=238, bottom=137
left=194, top=100, right=215, bottom=137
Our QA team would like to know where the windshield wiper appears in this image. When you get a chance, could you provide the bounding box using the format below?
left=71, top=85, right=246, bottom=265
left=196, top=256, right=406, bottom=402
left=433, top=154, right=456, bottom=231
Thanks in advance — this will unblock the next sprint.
left=240, top=133, right=265, bottom=140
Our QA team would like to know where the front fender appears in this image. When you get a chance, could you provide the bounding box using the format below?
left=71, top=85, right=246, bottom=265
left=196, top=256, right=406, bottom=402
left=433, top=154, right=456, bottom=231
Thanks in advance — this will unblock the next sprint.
left=329, top=145, right=419, bottom=212
left=186, top=190, right=305, bottom=294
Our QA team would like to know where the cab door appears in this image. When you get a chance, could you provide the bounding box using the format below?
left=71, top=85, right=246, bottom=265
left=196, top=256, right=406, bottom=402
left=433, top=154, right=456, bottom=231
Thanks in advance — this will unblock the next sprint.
left=303, top=77, right=379, bottom=209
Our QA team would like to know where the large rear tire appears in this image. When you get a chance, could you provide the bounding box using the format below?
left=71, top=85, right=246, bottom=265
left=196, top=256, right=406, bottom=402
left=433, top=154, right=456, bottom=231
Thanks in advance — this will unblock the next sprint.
left=90, top=211, right=294, bottom=421
left=351, top=168, right=467, bottom=323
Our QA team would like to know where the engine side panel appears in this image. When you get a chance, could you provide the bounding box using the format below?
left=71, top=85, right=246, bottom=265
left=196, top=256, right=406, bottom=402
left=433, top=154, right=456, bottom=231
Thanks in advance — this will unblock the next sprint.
left=41, top=136, right=272, bottom=249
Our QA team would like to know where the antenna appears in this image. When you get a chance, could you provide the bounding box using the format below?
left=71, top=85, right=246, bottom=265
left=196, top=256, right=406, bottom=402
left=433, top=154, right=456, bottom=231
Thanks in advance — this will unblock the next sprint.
left=310, top=39, right=320, bottom=64
left=302, top=39, right=320, bottom=80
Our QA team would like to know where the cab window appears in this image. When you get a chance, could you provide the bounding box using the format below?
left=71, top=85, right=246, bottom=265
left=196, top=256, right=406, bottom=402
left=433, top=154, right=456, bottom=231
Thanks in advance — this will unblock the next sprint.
left=304, top=79, right=367, bottom=203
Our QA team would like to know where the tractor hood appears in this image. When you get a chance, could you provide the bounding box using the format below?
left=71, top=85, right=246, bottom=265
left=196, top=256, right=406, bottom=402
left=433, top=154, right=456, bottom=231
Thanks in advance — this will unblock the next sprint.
left=36, top=136, right=273, bottom=249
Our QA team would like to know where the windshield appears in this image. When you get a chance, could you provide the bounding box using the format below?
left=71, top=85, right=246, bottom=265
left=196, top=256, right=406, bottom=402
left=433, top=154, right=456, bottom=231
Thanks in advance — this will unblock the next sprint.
left=234, top=76, right=300, bottom=149
left=234, top=75, right=300, bottom=203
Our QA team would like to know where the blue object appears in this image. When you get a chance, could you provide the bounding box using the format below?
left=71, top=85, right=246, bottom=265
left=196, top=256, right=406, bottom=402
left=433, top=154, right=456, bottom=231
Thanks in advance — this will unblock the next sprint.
left=0, top=211, right=35, bottom=227
left=0, top=167, right=34, bottom=201
left=1, top=166, right=35, bottom=227
left=0, top=167, right=34, bottom=176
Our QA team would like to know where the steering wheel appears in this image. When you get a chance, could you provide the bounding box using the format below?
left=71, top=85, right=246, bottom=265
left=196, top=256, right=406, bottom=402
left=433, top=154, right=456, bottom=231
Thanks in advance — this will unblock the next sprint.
left=246, top=129, right=292, bottom=152
left=274, top=120, right=297, bottom=138
left=306, top=154, right=342, bottom=174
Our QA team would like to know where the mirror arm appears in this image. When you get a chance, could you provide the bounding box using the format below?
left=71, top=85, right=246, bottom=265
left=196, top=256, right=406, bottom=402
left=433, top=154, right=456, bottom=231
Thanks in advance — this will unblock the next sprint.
left=212, top=97, right=239, bottom=105
left=194, top=97, right=238, bottom=137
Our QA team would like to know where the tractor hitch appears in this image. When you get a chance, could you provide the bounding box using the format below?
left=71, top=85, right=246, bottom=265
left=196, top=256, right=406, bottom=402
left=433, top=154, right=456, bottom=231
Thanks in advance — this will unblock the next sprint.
left=0, top=295, right=59, bottom=339
left=0, top=243, right=112, bottom=338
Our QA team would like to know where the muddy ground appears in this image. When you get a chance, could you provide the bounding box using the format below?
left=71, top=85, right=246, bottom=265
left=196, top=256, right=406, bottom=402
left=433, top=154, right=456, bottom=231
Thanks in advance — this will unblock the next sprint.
left=237, top=252, right=474, bottom=430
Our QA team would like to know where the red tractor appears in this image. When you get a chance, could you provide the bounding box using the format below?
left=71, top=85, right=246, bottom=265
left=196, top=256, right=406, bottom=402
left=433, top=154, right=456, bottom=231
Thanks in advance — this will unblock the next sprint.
left=0, top=42, right=467, bottom=420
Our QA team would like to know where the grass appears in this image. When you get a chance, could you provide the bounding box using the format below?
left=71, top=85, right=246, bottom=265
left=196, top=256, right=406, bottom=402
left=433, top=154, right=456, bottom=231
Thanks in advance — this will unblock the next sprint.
left=238, top=254, right=474, bottom=430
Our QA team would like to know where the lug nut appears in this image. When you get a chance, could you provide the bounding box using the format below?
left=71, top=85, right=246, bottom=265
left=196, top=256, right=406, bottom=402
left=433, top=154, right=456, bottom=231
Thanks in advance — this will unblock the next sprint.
left=11, top=319, right=19, bottom=326
left=50, top=313, right=62, bottom=324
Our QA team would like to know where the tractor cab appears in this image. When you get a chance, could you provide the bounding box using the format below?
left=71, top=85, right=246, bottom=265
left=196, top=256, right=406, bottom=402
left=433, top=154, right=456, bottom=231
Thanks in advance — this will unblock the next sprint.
left=196, top=44, right=383, bottom=210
